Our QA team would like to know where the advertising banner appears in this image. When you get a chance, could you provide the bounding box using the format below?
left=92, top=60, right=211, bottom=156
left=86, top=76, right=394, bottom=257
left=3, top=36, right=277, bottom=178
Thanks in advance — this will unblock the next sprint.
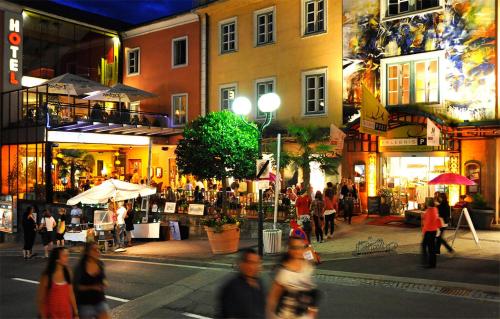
left=330, top=124, right=346, bottom=152
left=360, top=86, right=388, bottom=137
left=3, top=11, right=23, bottom=92
left=427, top=119, right=441, bottom=146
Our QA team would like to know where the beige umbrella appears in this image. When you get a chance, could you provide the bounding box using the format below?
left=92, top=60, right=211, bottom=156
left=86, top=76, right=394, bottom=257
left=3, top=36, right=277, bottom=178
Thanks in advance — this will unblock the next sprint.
left=40, top=73, right=109, bottom=95
left=83, top=83, right=157, bottom=110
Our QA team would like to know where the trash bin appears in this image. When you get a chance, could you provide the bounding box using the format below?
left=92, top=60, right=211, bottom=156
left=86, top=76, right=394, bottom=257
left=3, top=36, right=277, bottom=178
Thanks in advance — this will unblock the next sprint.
left=159, top=223, right=170, bottom=241
left=179, top=225, right=190, bottom=240
left=263, top=229, right=282, bottom=254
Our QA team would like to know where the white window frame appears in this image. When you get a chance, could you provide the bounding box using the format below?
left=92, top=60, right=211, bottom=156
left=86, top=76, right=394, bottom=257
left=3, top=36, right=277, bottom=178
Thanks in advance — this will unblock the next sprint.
left=380, top=50, right=445, bottom=107
left=126, top=47, right=140, bottom=76
left=255, top=77, right=277, bottom=119
left=219, top=83, right=238, bottom=111
left=301, top=0, right=327, bottom=37
left=171, top=93, right=188, bottom=127
left=219, top=17, right=238, bottom=54
left=380, top=0, right=444, bottom=22
left=253, top=6, right=276, bottom=47
left=172, top=36, right=188, bottom=68
left=301, top=68, right=328, bottom=117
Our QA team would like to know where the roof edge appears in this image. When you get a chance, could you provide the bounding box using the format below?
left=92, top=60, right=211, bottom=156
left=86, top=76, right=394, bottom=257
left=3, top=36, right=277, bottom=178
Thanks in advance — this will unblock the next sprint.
left=121, top=12, right=199, bottom=39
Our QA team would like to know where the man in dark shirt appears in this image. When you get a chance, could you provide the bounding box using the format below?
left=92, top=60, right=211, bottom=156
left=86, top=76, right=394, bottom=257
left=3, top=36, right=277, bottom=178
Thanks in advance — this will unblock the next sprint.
left=217, top=248, right=265, bottom=318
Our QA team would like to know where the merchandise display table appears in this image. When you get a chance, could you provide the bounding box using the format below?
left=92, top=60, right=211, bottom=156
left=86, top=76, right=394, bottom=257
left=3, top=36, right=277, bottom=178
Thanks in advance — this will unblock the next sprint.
left=132, top=222, right=160, bottom=239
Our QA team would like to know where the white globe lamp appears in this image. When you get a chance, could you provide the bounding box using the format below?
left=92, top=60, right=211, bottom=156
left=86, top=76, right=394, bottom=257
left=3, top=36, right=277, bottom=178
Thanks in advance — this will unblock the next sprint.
left=257, top=93, right=281, bottom=113
left=232, top=97, right=252, bottom=116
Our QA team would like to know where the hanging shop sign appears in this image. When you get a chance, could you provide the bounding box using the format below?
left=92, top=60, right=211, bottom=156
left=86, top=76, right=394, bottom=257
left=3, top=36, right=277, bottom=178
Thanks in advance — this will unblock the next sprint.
left=360, top=86, right=388, bottom=137
left=330, top=124, right=346, bottom=152
left=426, top=119, right=441, bottom=146
left=3, top=11, right=23, bottom=92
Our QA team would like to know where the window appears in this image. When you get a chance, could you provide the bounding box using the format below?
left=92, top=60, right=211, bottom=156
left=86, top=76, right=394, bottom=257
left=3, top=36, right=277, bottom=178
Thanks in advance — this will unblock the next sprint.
left=384, top=0, right=441, bottom=19
left=381, top=51, right=443, bottom=106
left=302, top=69, right=327, bottom=116
left=255, top=78, right=275, bottom=118
left=126, top=48, right=140, bottom=76
left=219, top=17, right=237, bottom=54
left=303, top=0, right=326, bottom=35
left=172, top=36, right=188, bottom=67
left=219, top=84, right=237, bottom=111
left=172, top=94, right=188, bottom=126
left=254, top=7, right=275, bottom=46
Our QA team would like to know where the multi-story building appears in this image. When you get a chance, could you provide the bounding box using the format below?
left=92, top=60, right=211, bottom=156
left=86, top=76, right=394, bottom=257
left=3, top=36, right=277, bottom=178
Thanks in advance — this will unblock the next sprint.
left=342, top=0, right=499, bottom=221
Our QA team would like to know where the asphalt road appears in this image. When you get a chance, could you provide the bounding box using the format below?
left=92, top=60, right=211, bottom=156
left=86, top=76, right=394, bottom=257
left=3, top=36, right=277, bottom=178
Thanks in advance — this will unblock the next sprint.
left=0, top=253, right=498, bottom=319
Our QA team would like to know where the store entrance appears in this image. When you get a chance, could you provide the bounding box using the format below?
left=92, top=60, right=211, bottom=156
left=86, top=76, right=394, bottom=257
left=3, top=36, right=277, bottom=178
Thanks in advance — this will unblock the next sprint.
left=382, top=154, right=449, bottom=210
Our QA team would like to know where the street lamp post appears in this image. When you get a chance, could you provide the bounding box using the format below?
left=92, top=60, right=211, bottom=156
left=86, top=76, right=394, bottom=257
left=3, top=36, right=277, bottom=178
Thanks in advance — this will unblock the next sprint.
left=232, top=93, right=281, bottom=256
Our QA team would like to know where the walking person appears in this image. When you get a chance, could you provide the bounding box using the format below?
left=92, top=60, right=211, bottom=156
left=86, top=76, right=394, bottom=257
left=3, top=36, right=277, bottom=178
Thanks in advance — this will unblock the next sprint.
left=22, top=207, right=37, bottom=260
left=39, top=210, right=57, bottom=258
left=56, top=208, right=67, bottom=247
left=217, top=248, right=265, bottom=318
left=295, top=190, right=312, bottom=243
left=436, top=193, right=454, bottom=254
left=310, top=191, right=325, bottom=243
left=37, top=247, right=79, bottom=318
left=341, top=179, right=357, bottom=224
left=421, top=200, right=442, bottom=268
left=267, top=236, right=320, bottom=319
left=124, top=202, right=135, bottom=247
left=115, top=202, right=127, bottom=250
left=323, top=187, right=338, bottom=239
left=73, top=243, right=110, bottom=319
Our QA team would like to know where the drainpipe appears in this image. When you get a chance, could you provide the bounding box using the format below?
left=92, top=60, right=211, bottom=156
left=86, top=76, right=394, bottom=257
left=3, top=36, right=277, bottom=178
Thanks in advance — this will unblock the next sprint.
left=200, top=13, right=208, bottom=116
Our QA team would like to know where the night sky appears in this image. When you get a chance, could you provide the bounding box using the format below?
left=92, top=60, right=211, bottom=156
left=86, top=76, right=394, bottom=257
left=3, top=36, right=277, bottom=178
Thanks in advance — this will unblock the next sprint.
left=51, top=0, right=196, bottom=24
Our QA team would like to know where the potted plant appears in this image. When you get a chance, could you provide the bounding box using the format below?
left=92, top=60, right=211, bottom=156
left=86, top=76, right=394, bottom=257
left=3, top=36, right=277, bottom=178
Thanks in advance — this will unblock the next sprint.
left=377, top=187, right=392, bottom=216
left=469, top=193, right=494, bottom=230
left=201, top=212, right=241, bottom=254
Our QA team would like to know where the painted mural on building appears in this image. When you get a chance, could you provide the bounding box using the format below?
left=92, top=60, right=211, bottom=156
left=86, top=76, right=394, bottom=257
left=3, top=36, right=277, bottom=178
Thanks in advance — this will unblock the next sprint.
left=343, top=0, right=496, bottom=122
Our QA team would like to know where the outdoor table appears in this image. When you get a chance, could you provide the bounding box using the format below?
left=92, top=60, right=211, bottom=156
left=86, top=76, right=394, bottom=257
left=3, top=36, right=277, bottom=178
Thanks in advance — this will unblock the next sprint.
left=132, top=222, right=160, bottom=239
left=64, top=231, right=87, bottom=243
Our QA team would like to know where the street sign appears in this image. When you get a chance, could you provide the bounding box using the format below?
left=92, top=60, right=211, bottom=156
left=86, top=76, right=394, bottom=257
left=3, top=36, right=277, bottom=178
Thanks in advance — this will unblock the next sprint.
left=256, top=159, right=270, bottom=179
left=256, top=180, right=270, bottom=190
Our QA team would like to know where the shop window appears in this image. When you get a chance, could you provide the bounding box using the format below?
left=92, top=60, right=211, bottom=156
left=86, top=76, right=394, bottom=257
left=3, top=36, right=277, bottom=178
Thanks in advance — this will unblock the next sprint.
left=255, top=78, right=276, bottom=119
left=126, top=48, right=140, bottom=76
left=172, top=36, right=188, bottom=68
left=381, top=51, right=442, bottom=106
left=219, top=84, right=237, bottom=111
left=302, top=0, right=326, bottom=36
left=172, top=94, right=188, bottom=126
left=382, top=0, right=442, bottom=20
left=302, top=68, right=327, bottom=116
left=219, top=17, right=237, bottom=54
left=254, top=7, right=275, bottom=46
left=464, top=161, right=480, bottom=194
left=354, top=163, right=366, bottom=193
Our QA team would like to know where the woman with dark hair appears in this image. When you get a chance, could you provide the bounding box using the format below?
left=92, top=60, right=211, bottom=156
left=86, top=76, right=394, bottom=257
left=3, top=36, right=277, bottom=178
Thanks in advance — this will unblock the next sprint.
left=310, top=191, right=325, bottom=243
left=74, top=243, right=110, bottom=319
left=22, top=207, right=37, bottom=259
left=37, top=247, right=78, bottom=318
left=56, top=208, right=67, bottom=247
left=39, top=210, right=57, bottom=258
left=421, top=200, right=441, bottom=268
left=124, top=202, right=135, bottom=247
left=436, top=193, right=454, bottom=254
left=323, top=187, right=338, bottom=240
left=267, top=237, right=319, bottom=319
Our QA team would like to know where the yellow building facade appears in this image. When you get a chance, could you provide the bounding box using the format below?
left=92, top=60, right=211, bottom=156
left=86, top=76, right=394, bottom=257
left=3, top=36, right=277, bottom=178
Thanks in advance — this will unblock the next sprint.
left=197, top=0, right=343, bottom=127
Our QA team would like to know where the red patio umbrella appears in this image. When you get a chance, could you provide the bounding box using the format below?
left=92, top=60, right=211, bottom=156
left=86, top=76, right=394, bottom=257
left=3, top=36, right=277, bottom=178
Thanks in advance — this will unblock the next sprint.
left=428, top=173, right=475, bottom=186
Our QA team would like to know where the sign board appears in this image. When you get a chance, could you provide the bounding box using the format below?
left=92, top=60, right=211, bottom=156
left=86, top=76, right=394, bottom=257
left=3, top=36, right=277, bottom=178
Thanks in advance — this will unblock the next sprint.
left=188, top=204, right=205, bottom=216
left=426, top=119, right=441, bottom=146
left=0, top=200, right=16, bottom=233
left=329, top=124, right=346, bottom=152
left=367, top=196, right=381, bottom=214
left=256, top=180, right=270, bottom=190
left=256, top=159, right=270, bottom=179
left=164, top=202, right=176, bottom=214
left=360, top=86, right=388, bottom=137
left=169, top=221, right=181, bottom=240
left=452, top=208, right=480, bottom=247
left=3, top=11, right=23, bottom=92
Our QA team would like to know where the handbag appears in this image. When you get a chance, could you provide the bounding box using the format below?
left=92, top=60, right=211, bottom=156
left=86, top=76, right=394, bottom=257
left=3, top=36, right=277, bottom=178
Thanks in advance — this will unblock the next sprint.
left=38, top=218, right=47, bottom=234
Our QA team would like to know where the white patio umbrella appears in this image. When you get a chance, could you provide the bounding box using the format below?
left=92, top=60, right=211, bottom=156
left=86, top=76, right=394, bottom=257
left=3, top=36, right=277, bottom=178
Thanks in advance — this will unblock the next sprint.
left=40, top=73, right=109, bottom=95
left=67, top=179, right=156, bottom=205
left=83, top=83, right=157, bottom=110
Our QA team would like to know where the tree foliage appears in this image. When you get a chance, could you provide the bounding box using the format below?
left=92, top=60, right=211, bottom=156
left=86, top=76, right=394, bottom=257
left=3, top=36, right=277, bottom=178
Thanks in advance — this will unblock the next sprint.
left=175, top=111, right=259, bottom=181
left=56, top=150, right=94, bottom=188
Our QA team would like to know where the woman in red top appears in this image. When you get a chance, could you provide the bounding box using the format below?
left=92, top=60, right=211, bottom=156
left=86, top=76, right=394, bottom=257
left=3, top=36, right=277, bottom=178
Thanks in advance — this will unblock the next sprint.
left=323, top=187, right=338, bottom=239
left=37, top=247, right=78, bottom=318
left=421, top=200, right=442, bottom=268
left=295, top=191, right=311, bottom=217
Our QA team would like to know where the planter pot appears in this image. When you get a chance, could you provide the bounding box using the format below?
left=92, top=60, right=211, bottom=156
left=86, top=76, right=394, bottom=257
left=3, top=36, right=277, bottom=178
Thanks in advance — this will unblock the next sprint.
left=470, top=209, right=495, bottom=230
left=204, top=224, right=240, bottom=254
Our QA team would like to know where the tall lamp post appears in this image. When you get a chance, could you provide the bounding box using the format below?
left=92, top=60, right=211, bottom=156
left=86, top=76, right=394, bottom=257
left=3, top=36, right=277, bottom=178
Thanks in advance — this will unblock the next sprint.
left=232, top=93, right=281, bottom=256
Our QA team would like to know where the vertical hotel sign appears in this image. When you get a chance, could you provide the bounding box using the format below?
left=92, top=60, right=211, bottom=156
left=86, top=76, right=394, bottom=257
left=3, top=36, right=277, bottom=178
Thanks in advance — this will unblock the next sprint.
left=3, top=11, right=23, bottom=92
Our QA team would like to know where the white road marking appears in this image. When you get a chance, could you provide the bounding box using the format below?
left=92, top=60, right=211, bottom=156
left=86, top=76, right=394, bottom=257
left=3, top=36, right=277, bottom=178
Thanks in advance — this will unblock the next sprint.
left=99, top=257, right=229, bottom=271
left=12, top=278, right=130, bottom=303
left=182, top=312, right=213, bottom=319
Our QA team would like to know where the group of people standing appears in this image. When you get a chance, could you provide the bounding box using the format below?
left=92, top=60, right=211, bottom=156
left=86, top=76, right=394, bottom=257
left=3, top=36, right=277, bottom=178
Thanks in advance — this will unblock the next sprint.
left=219, top=236, right=319, bottom=319
left=37, top=243, right=110, bottom=319
left=107, top=201, right=135, bottom=250
left=421, top=192, right=455, bottom=268
left=293, top=179, right=358, bottom=244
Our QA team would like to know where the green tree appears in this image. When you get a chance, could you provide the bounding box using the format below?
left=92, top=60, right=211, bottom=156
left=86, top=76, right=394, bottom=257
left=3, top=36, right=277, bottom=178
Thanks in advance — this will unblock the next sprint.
left=175, top=111, right=259, bottom=210
left=56, top=150, right=94, bottom=189
left=284, top=124, right=341, bottom=190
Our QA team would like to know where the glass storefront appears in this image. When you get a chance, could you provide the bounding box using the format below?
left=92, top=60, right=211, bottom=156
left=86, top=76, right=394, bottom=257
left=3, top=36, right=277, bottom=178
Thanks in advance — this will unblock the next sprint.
left=382, top=155, right=449, bottom=210
left=22, top=11, right=119, bottom=86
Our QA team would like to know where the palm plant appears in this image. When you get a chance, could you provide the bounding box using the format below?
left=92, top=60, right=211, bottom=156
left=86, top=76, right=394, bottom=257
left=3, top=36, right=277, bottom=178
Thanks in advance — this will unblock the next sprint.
left=268, top=124, right=341, bottom=190
left=56, top=150, right=95, bottom=189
